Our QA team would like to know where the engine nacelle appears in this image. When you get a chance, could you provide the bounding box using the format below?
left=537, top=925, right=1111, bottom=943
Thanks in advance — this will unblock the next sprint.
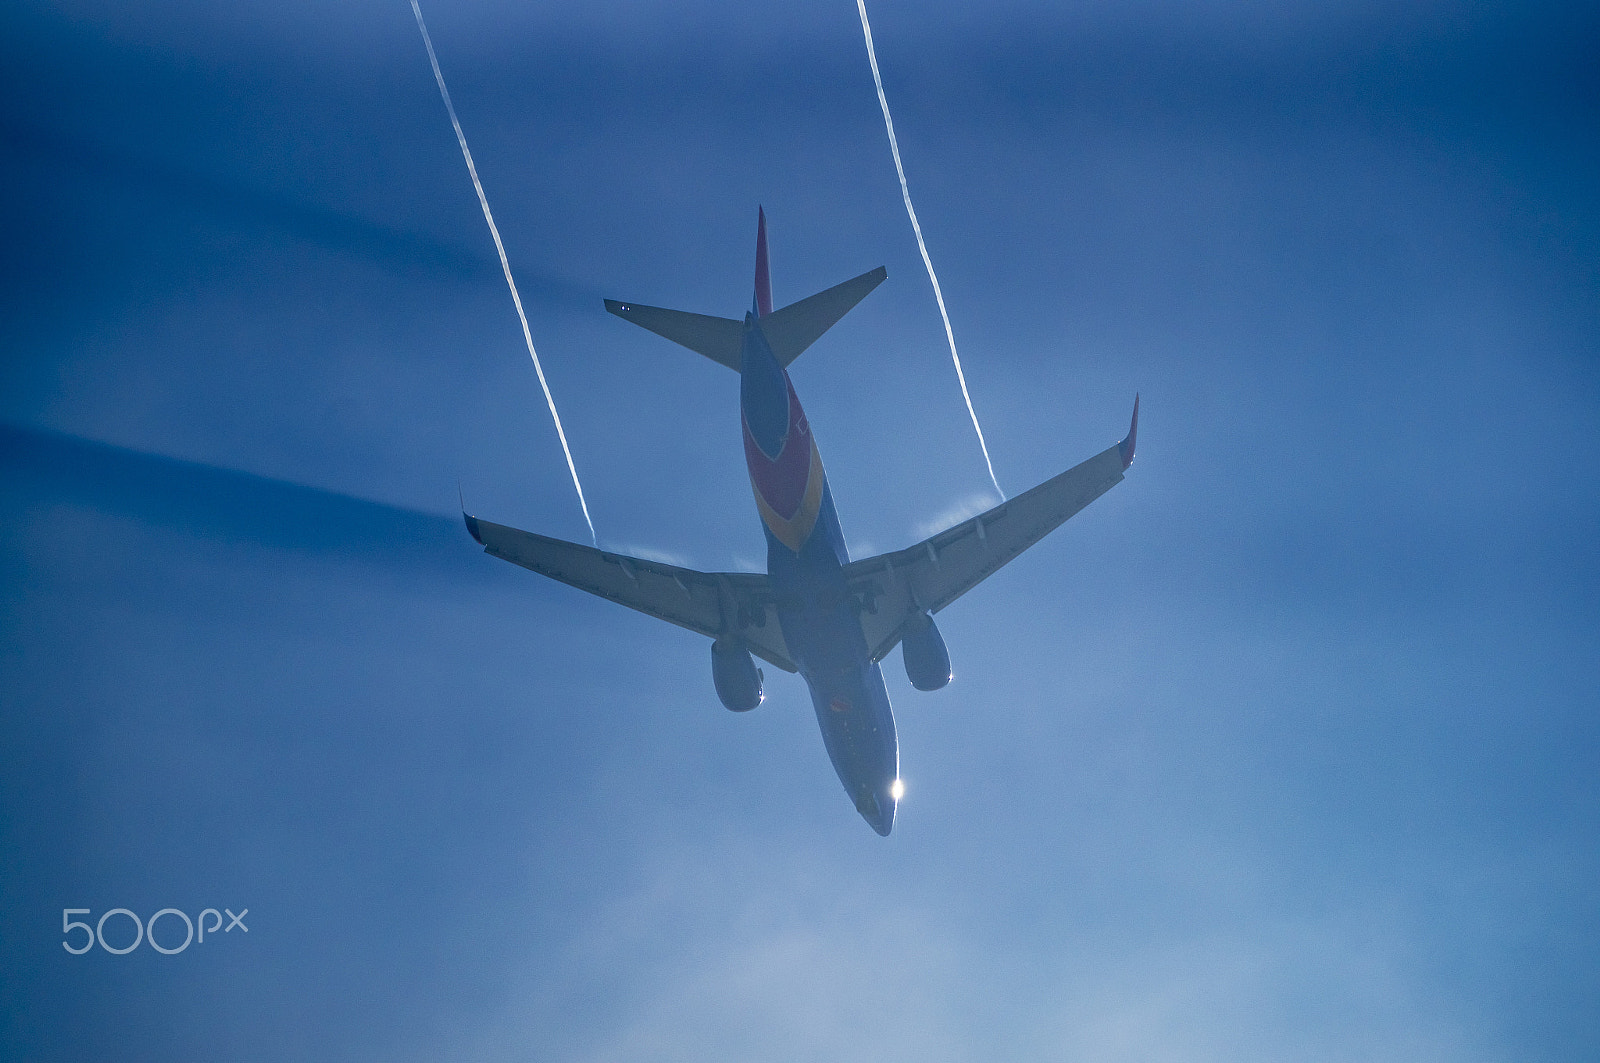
left=711, top=638, right=764, bottom=712
left=901, top=612, right=952, bottom=691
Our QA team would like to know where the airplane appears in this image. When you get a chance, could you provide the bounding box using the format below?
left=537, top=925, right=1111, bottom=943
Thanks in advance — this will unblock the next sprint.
left=462, top=209, right=1137, bottom=835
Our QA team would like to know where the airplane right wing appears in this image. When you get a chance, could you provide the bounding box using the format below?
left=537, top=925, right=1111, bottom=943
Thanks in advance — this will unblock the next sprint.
left=844, top=398, right=1138, bottom=664
left=463, top=514, right=798, bottom=672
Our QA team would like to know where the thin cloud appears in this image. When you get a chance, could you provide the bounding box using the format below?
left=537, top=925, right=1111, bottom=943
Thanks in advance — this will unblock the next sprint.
left=608, top=543, right=697, bottom=570
left=912, top=491, right=1001, bottom=541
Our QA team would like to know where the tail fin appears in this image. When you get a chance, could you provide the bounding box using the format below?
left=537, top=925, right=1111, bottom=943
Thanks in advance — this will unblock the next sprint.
left=605, top=210, right=886, bottom=372
left=755, top=207, right=773, bottom=317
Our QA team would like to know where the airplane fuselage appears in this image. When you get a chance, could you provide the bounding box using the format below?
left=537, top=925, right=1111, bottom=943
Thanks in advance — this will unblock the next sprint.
left=739, top=313, right=899, bottom=835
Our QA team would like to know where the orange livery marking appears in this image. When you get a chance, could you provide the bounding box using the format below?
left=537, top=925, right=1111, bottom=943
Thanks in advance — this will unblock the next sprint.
left=743, top=374, right=827, bottom=552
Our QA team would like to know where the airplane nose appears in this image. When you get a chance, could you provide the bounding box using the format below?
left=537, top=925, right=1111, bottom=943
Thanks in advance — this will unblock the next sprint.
left=858, top=787, right=896, bottom=836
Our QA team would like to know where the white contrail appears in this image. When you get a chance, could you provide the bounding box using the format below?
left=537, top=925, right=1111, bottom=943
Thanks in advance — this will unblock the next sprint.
left=856, top=0, right=1004, bottom=501
left=411, top=0, right=597, bottom=545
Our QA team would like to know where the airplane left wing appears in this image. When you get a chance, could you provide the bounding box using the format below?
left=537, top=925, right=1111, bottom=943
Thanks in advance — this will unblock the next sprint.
left=463, top=514, right=798, bottom=673
left=844, top=398, right=1138, bottom=663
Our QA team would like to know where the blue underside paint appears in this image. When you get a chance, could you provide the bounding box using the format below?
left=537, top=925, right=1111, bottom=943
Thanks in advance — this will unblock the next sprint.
left=739, top=318, right=789, bottom=457
left=740, top=317, right=898, bottom=836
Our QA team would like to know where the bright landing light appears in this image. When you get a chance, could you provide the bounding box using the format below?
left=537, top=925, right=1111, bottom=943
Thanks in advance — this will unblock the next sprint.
left=890, top=779, right=905, bottom=801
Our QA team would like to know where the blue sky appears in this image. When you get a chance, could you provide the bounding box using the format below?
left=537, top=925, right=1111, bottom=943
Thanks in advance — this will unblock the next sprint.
left=2, top=2, right=1597, bottom=1060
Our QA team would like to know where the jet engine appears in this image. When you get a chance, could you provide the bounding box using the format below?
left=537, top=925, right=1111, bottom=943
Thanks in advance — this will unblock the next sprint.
left=901, top=612, right=952, bottom=691
left=712, top=638, right=764, bottom=712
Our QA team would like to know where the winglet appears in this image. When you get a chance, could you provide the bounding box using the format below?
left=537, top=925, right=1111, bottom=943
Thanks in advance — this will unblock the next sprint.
left=460, top=483, right=484, bottom=545
left=1118, top=394, right=1139, bottom=470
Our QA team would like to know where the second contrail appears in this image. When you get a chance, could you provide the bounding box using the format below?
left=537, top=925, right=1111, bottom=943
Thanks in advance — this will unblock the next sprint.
left=411, top=0, right=597, bottom=544
left=856, top=0, right=1004, bottom=501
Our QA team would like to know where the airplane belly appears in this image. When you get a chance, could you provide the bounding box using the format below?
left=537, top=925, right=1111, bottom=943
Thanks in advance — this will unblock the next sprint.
left=804, top=662, right=898, bottom=835
left=767, top=497, right=899, bottom=833
left=781, top=595, right=898, bottom=832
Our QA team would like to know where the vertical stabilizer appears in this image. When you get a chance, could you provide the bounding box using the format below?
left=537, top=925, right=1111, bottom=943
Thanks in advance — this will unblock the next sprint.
left=754, top=207, right=773, bottom=317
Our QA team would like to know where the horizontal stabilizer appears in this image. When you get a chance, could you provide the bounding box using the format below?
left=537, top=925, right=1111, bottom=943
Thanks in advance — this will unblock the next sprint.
left=605, top=266, right=885, bottom=372
left=761, top=266, right=886, bottom=367
left=603, top=301, right=744, bottom=372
